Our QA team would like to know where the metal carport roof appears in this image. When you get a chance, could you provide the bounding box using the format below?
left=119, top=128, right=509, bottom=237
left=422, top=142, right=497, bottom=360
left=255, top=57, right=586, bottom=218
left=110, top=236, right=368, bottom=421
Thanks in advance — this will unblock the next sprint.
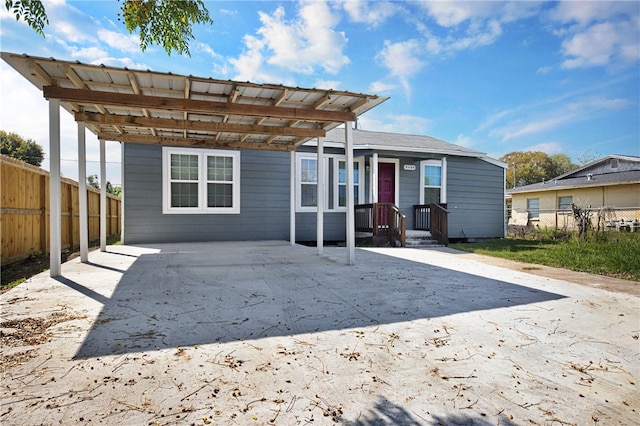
left=2, top=52, right=389, bottom=276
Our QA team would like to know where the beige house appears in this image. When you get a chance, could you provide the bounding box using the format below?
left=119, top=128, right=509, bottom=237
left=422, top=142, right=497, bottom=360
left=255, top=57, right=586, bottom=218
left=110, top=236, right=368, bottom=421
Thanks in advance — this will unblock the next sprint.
left=507, top=155, right=640, bottom=230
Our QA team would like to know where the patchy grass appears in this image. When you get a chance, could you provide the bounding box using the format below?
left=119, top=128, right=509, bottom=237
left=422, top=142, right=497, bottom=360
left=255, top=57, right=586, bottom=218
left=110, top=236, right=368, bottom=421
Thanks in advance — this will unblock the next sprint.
left=1, top=236, right=121, bottom=293
left=450, top=231, right=640, bottom=281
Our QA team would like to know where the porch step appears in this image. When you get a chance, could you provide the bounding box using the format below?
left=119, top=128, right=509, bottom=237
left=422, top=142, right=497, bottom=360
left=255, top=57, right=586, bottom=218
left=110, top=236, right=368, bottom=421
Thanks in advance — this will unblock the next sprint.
left=405, top=230, right=441, bottom=247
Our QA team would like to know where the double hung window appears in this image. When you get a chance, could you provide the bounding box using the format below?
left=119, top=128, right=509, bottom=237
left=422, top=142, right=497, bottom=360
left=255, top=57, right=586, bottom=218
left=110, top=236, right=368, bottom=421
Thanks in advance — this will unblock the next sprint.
left=163, top=147, right=240, bottom=214
left=296, top=154, right=363, bottom=212
left=419, top=159, right=446, bottom=205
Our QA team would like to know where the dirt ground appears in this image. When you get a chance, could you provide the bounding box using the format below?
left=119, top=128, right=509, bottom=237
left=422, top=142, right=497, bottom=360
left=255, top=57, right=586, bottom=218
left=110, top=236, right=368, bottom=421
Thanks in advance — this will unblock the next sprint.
left=1, top=242, right=638, bottom=425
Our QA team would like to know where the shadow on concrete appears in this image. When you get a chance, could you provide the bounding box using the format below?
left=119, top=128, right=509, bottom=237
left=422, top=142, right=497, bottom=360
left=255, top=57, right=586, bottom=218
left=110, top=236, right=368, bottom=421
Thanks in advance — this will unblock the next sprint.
left=74, top=242, right=564, bottom=358
left=344, top=396, right=518, bottom=425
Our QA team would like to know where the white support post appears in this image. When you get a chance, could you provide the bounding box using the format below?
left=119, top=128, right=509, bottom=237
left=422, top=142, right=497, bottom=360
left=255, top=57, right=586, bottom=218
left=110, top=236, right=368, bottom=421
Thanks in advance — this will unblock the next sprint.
left=77, top=122, right=89, bottom=262
left=441, top=157, right=448, bottom=204
left=317, top=137, right=324, bottom=255
left=120, top=142, right=125, bottom=244
left=345, top=123, right=355, bottom=265
left=372, top=152, right=379, bottom=204
left=290, top=150, right=296, bottom=245
left=49, top=99, right=62, bottom=277
left=100, top=139, right=107, bottom=252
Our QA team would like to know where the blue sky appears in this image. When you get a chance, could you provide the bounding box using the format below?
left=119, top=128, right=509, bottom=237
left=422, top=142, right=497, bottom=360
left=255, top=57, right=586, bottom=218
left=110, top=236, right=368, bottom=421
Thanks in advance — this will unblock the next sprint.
left=1, top=1, right=639, bottom=185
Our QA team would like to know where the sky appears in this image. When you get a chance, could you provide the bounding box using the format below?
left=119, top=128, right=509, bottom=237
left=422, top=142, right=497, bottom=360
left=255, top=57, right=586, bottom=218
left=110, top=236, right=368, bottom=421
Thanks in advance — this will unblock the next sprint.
left=1, top=0, right=639, bottom=186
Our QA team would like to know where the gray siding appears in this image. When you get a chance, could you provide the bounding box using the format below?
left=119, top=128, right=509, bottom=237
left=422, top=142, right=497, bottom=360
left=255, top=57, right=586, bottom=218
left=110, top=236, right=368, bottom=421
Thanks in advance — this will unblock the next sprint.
left=123, top=144, right=291, bottom=244
left=123, top=144, right=504, bottom=244
left=446, top=157, right=505, bottom=239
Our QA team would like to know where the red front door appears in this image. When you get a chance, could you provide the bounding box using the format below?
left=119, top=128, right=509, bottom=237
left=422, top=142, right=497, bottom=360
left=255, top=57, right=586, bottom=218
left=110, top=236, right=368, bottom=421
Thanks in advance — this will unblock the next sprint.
left=378, top=162, right=395, bottom=204
left=378, top=163, right=395, bottom=227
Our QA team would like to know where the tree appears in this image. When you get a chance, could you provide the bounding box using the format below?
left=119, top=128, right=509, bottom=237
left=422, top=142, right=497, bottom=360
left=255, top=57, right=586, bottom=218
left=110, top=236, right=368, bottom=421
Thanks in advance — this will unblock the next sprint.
left=549, top=154, right=578, bottom=178
left=500, top=151, right=555, bottom=188
left=87, top=174, right=122, bottom=197
left=5, top=0, right=213, bottom=56
left=0, top=130, right=44, bottom=166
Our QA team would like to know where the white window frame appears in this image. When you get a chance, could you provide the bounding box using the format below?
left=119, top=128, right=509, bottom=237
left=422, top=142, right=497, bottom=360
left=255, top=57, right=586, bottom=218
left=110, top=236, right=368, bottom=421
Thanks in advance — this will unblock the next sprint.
left=295, top=153, right=363, bottom=212
left=419, top=159, right=446, bottom=204
left=335, top=157, right=365, bottom=211
left=162, top=147, right=240, bottom=214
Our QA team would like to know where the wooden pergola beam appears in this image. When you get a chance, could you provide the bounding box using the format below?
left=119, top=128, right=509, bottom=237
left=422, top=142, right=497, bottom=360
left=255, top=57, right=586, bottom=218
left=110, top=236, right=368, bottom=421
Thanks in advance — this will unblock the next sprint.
left=96, top=132, right=293, bottom=151
left=75, top=111, right=325, bottom=138
left=45, top=86, right=357, bottom=122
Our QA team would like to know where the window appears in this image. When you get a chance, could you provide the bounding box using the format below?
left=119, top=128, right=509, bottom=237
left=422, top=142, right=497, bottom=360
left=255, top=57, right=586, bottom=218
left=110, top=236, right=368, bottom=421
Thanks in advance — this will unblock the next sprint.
left=527, top=198, right=539, bottom=219
left=296, top=154, right=362, bottom=212
left=558, top=196, right=573, bottom=211
left=163, top=147, right=240, bottom=214
left=337, top=159, right=363, bottom=208
left=300, top=157, right=318, bottom=207
left=420, top=159, right=446, bottom=205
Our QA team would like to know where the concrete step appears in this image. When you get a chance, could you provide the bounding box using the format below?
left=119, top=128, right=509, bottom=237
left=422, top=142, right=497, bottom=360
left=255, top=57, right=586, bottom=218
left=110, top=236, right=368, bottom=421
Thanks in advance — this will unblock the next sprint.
left=404, top=230, right=441, bottom=247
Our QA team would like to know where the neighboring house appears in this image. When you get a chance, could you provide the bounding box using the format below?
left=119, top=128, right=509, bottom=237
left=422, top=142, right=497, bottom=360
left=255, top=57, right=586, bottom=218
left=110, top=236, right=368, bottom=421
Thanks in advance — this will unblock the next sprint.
left=124, top=127, right=507, bottom=244
left=507, top=155, right=640, bottom=229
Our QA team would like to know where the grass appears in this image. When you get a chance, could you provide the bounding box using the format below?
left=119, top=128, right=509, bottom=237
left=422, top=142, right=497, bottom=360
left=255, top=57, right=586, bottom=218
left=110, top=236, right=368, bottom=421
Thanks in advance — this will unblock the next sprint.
left=1, top=235, right=121, bottom=293
left=449, top=231, right=640, bottom=281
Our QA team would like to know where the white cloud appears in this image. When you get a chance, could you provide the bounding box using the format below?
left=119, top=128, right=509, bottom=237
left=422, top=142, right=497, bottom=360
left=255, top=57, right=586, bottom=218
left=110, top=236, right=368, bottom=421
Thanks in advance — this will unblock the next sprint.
left=368, top=80, right=397, bottom=93
left=549, top=1, right=640, bottom=69
left=492, top=95, right=631, bottom=142
left=422, top=1, right=499, bottom=27
left=229, top=1, right=349, bottom=82
left=375, top=39, right=426, bottom=97
left=358, top=114, right=431, bottom=135
left=97, top=29, right=140, bottom=54
left=537, top=66, right=552, bottom=74
left=549, top=1, right=637, bottom=26
left=342, top=0, right=397, bottom=26
left=524, top=142, right=564, bottom=155
left=314, top=79, right=341, bottom=90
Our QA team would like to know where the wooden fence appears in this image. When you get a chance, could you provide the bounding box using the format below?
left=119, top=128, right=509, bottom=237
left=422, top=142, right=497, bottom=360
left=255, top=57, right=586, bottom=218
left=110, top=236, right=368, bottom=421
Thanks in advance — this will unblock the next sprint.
left=1, top=155, right=121, bottom=266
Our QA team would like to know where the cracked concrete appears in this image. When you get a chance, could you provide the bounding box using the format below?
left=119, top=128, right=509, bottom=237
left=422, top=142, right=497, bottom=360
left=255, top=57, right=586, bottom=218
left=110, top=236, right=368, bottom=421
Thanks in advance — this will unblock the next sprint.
left=1, top=241, right=638, bottom=425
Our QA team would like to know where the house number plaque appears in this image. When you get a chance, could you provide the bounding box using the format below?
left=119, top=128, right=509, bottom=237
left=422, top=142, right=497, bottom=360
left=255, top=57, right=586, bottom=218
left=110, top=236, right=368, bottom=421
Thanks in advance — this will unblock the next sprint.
left=403, top=164, right=416, bottom=171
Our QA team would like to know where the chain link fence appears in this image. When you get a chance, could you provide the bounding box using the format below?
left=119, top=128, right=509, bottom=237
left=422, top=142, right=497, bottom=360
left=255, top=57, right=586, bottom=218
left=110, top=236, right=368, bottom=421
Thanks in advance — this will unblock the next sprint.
left=506, top=206, right=640, bottom=236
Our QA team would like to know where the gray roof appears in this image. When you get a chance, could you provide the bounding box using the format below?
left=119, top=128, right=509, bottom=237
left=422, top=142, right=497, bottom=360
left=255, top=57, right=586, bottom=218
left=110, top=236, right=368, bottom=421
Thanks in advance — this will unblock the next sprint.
left=508, top=155, right=640, bottom=194
left=325, top=128, right=487, bottom=157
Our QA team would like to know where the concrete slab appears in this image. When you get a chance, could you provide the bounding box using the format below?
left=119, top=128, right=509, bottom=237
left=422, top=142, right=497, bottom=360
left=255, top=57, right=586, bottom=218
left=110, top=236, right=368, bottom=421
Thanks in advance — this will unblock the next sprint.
left=1, top=241, right=638, bottom=425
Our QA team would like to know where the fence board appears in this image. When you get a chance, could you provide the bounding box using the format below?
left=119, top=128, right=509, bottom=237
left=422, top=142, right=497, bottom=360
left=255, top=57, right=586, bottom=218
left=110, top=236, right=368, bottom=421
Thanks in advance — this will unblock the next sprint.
left=1, top=155, right=121, bottom=265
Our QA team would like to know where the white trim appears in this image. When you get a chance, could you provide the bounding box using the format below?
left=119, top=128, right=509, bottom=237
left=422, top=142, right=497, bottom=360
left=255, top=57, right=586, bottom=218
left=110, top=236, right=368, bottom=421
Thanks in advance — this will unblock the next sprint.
left=378, top=158, right=400, bottom=206
left=77, top=122, right=89, bottom=262
left=334, top=157, right=365, bottom=210
left=441, top=157, right=447, bottom=204
left=317, top=137, right=324, bottom=255
left=419, top=159, right=446, bottom=204
left=371, top=153, right=378, bottom=203
left=49, top=99, right=61, bottom=277
left=345, top=124, right=355, bottom=265
left=290, top=150, right=296, bottom=245
left=100, top=139, right=107, bottom=251
left=162, top=147, right=241, bottom=214
left=120, top=142, right=125, bottom=244
left=296, top=153, right=320, bottom=212
left=295, top=152, right=362, bottom=213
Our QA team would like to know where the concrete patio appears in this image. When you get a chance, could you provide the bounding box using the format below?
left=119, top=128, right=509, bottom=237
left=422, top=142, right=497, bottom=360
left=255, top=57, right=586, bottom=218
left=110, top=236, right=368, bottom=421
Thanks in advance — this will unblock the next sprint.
left=1, top=241, right=638, bottom=425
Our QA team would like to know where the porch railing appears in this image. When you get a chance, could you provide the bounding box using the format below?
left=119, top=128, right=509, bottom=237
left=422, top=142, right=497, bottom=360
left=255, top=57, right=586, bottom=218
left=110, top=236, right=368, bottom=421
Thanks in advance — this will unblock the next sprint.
left=429, top=203, right=449, bottom=246
left=355, top=203, right=406, bottom=247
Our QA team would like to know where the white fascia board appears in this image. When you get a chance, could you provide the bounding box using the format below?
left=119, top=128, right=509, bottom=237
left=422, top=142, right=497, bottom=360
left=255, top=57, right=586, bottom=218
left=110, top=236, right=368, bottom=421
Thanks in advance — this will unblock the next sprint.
left=481, top=156, right=508, bottom=168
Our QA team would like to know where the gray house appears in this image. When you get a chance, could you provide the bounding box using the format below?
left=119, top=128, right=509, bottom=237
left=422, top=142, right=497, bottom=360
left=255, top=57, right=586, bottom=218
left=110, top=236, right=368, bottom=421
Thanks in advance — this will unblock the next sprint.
left=124, top=127, right=507, bottom=244
left=3, top=51, right=505, bottom=276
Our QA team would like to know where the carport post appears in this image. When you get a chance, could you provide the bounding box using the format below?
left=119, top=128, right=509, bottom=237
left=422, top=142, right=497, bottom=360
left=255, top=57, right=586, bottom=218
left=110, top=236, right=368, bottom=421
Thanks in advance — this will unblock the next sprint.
left=99, top=139, right=107, bottom=252
left=77, top=122, right=89, bottom=263
left=317, top=136, right=324, bottom=255
left=345, top=123, right=355, bottom=265
left=290, top=150, right=296, bottom=246
left=371, top=153, right=379, bottom=203
left=121, top=142, right=125, bottom=244
left=49, top=99, right=62, bottom=277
